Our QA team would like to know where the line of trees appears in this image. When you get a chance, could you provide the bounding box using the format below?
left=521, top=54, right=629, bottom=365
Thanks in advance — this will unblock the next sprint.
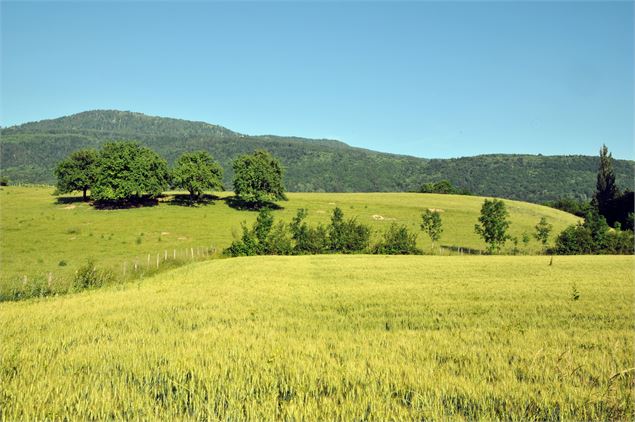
left=225, top=207, right=423, bottom=257
left=55, top=141, right=284, bottom=205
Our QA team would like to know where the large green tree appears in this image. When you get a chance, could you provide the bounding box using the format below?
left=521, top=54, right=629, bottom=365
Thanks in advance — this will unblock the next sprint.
left=172, top=151, right=223, bottom=200
left=594, top=144, right=619, bottom=216
left=232, top=150, right=286, bottom=203
left=91, top=141, right=170, bottom=202
left=474, top=199, right=511, bottom=254
left=54, top=149, right=98, bottom=200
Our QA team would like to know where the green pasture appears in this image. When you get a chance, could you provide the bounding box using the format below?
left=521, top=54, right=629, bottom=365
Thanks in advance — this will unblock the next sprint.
left=1, top=255, right=633, bottom=419
left=0, top=186, right=579, bottom=282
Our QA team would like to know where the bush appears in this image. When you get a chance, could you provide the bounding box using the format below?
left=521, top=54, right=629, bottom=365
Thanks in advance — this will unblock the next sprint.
left=72, top=259, right=114, bottom=290
left=225, top=208, right=292, bottom=256
left=554, top=224, right=594, bottom=255
left=373, top=224, right=422, bottom=255
left=290, top=209, right=328, bottom=254
left=328, top=207, right=371, bottom=253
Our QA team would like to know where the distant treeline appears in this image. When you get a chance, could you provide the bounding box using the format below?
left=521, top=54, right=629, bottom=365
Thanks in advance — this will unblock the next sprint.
left=2, top=110, right=634, bottom=203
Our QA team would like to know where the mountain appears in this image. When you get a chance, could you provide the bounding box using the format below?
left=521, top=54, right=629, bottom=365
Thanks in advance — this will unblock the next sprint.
left=1, top=110, right=633, bottom=203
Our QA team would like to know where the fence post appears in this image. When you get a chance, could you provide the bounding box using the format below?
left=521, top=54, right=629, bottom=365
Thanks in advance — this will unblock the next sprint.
left=173, top=249, right=176, bottom=260
left=147, top=254, right=150, bottom=268
left=191, top=247, right=194, bottom=259
left=123, top=261, right=127, bottom=277
left=164, top=250, right=167, bottom=261
left=156, top=253, right=159, bottom=269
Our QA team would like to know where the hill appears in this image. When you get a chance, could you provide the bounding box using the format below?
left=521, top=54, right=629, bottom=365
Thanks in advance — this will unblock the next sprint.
left=0, top=186, right=579, bottom=285
left=1, top=110, right=633, bottom=202
left=1, top=255, right=633, bottom=419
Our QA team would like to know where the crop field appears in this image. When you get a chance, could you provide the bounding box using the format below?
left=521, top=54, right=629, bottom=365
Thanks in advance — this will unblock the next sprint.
left=0, top=186, right=579, bottom=283
left=1, top=255, right=633, bottom=420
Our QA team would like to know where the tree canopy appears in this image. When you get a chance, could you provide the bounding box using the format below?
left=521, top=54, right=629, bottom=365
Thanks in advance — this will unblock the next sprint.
left=54, top=149, right=98, bottom=200
left=474, top=199, right=511, bottom=254
left=171, top=151, right=223, bottom=200
left=421, top=209, right=443, bottom=249
left=91, top=141, right=170, bottom=202
left=232, top=150, right=286, bottom=203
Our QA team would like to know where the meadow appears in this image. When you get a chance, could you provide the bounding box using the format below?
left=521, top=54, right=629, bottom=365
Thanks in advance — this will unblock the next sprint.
left=1, top=255, right=633, bottom=420
left=0, top=186, right=579, bottom=285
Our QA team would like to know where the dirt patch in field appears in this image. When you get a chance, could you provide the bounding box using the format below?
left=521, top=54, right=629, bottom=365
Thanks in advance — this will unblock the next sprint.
left=177, top=236, right=187, bottom=240
left=372, top=215, right=384, bottom=220
left=63, top=205, right=76, bottom=210
left=428, top=208, right=445, bottom=213
left=161, top=232, right=170, bottom=236
left=328, top=202, right=336, bottom=205
left=316, top=210, right=326, bottom=214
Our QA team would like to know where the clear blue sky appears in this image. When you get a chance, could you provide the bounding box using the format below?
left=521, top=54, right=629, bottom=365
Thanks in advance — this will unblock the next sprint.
left=1, top=1, right=633, bottom=159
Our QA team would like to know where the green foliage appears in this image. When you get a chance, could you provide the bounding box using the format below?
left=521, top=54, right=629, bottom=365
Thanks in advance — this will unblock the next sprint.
left=372, top=224, right=421, bottom=255
left=420, top=209, right=443, bottom=248
left=534, top=217, right=553, bottom=251
left=594, top=144, right=619, bottom=216
left=328, top=207, right=371, bottom=254
left=544, top=197, right=592, bottom=218
left=225, top=208, right=292, bottom=256
left=91, top=141, right=170, bottom=202
left=72, top=259, right=114, bottom=290
left=420, top=180, right=471, bottom=195
left=0, top=175, right=9, bottom=186
left=232, top=150, right=286, bottom=204
left=54, top=148, right=98, bottom=200
left=290, top=209, right=329, bottom=254
left=171, top=151, right=223, bottom=199
left=554, top=224, right=595, bottom=254
left=474, top=199, right=511, bottom=254
left=225, top=207, right=372, bottom=257
left=554, top=209, right=634, bottom=255
left=3, top=110, right=634, bottom=203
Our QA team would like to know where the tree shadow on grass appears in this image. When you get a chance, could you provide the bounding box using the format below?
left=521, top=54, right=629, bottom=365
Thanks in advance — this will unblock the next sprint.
left=224, top=196, right=284, bottom=211
left=55, top=196, right=89, bottom=205
left=168, top=193, right=220, bottom=207
left=92, top=196, right=160, bottom=210
left=440, top=244, right=484, bottom=255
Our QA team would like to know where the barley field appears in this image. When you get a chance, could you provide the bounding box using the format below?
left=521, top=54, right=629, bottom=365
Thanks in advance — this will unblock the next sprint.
left=1, top=255, right=633, bottom=420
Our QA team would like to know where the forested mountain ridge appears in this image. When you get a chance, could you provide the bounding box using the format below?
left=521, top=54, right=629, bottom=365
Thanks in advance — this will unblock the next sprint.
left=1, top=110, right=633, bottom=203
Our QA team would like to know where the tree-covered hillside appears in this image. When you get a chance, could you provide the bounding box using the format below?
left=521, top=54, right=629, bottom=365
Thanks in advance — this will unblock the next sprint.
left=1, top=110, right=633, bottom=202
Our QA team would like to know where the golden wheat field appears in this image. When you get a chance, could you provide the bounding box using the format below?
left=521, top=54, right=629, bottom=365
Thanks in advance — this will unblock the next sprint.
left=1, top=255, right=633, bottom=420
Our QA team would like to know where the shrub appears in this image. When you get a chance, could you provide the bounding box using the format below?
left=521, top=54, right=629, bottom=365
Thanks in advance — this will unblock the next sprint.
left=328, top=207, right=371, bottom=253
left=72, top=259, right=114, bottom=290
left=225, top=208, right=292, bottom=256
left=373, top=224, right=422, bottom=255
left=290, top=209, right=328, bottom=254
left=554, top=224, right=596, bottom=255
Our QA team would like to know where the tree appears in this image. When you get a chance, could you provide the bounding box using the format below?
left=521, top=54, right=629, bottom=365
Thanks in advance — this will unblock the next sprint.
left=232, top=150, right=286, bottom=204
left=91, top=141, right=170, bottom=202
left=328, top=207, right=371, bottom=253
left=474, top=199, right=511, bottom=254
left=373, top=224, right=421, bottom=255
left=534, top=217, right=553, bottom=252
left=420, top=209, right=443, bottom=249
left=594, top=144, right=619, bottom=217
left=54, top=149, right=98, bottom=200
left=172, top=151, right=223, bottom=200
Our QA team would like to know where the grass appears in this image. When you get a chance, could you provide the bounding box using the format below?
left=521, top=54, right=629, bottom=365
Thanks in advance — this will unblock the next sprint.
left=1, top=255, right=633, bottom=420
left=0, top=186, right=579, bottom=283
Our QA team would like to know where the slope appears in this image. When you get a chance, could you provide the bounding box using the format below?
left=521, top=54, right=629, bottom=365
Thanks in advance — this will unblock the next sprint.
left=0, top=186, right=580, bottom=283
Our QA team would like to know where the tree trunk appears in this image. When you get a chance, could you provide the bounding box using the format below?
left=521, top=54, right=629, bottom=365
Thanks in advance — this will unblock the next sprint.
left=83, top=188, right=87, bottom=201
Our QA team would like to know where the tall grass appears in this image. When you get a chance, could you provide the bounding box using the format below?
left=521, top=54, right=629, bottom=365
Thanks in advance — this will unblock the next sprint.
left=1, top=255, right=633, bottom=420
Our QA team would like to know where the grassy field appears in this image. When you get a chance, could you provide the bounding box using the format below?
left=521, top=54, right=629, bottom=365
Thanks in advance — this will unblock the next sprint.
left=0, top=186, right=579, bottom=283
left=1, top=255, right=633, bottom=420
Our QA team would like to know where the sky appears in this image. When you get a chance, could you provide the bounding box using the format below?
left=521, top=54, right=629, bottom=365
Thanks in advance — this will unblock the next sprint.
left=1, top=1, right=633, bottom=160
